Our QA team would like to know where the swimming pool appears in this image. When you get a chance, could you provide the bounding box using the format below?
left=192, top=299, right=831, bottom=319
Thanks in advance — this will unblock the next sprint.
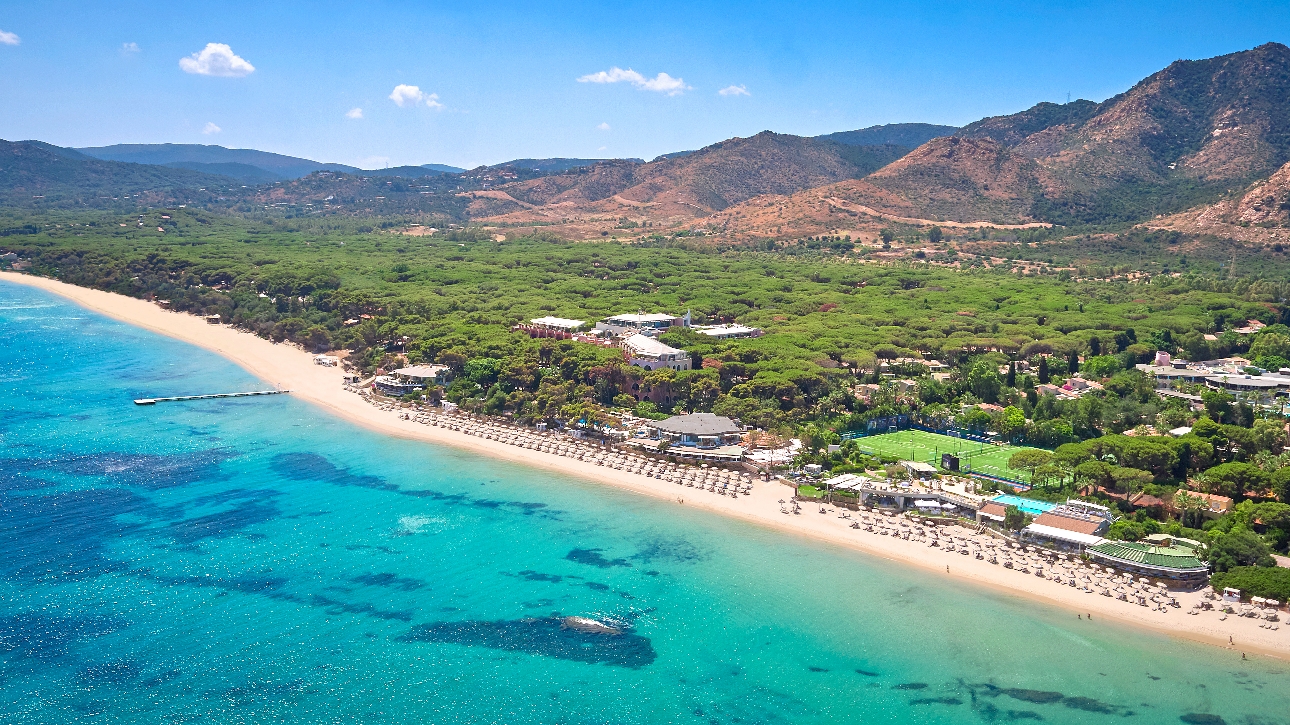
left=991, top=494, right=1057, bottom=516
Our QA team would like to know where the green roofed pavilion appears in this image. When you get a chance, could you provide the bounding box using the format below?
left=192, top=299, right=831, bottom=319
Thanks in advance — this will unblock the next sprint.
left=1086, top=540, right=1209, bottom=583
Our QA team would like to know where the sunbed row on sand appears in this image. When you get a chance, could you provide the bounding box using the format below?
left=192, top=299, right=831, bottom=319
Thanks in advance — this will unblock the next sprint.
left=834, top=506, right=1283, bottom=625
left=361, top=395, right=755, bottom=499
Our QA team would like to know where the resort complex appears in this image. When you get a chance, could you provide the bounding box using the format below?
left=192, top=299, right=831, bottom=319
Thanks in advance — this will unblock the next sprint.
left=12, top=8, right=1290, bottom=721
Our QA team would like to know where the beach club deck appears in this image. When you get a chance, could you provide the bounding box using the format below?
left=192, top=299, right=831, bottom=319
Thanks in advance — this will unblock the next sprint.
left=822, top=473, right=984, bottom=512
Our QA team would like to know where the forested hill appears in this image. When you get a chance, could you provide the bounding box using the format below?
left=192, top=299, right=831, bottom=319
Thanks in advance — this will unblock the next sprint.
left=77, top=143, right=360, bottom=179
left=0, top=139, right=243, bottom=208
left=0, top=139, right=486, bottom=217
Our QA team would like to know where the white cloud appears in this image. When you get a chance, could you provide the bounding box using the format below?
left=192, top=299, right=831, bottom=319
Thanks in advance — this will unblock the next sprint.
left=121, top=42, right=140, bottom=54
left=596, top=122, right=610, bottom=131
left=0, top=29, right=19, bottom=46
left=389, top=84, right=443, bottom=109
left=201, top=122, right=221, bottom=135
left=718, top=84, right=750, bottom=97
left=179, top=43, right=255, bottom=77
left=578, top=67, right=645, bottom=85
left=577, top=66, right=689, bottom=95
left=346, top=107, right=363, bottom=119
left=640, top=72, right=687, bottom=94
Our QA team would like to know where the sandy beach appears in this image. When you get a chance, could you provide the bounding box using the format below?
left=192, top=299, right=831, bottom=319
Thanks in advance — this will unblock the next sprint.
left=3, top=270, right=1287, bottom=659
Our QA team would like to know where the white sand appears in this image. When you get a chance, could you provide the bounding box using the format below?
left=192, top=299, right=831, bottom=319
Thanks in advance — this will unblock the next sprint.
left=3, top=270, right=1287, bottom=659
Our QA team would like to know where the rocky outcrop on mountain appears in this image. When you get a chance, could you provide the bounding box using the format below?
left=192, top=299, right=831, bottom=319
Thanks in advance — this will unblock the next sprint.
left=888, top=43, right=1290, bottom=224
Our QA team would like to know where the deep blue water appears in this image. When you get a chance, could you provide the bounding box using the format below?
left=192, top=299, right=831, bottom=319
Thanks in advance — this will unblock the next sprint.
left=1, top=280, right=1287, bottom=724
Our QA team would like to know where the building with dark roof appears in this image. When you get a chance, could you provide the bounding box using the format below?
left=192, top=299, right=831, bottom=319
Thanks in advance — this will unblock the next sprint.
left=643, top=413, right=742, bottom=449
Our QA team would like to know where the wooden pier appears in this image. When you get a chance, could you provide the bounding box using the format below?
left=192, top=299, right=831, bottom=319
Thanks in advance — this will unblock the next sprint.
left=134, top=390, right=290, bottom=405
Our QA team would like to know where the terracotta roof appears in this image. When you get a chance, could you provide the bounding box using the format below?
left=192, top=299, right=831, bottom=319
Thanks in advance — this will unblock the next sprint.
left=1130, top=493, right=1168, bottom=509
left=1032, top=512, right=1103, bottom=536
left=979, top=502, right=1007, bottom=517
left=1189, top=491, right=1233, bottom=511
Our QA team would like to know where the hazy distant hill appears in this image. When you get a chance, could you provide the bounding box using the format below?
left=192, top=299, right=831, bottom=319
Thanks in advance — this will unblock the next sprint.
left=161, top=161, right=284, bottom=184
left=815, top=123, right=958, bottom=148
left=77, top=143, right=359, bottom=180
left=364, top=165, right=462, bottom=178
left=0, top=139, right=239, bottom=207
left=652, top=150, right=696, bottom=162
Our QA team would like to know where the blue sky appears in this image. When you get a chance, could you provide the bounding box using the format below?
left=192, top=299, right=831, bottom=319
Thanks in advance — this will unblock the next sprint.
left=1, top=1, right=1288, bottom=169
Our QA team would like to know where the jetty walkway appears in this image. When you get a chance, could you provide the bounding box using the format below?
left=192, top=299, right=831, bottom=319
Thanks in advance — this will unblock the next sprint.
left=134, top=390, right=289, bottom=405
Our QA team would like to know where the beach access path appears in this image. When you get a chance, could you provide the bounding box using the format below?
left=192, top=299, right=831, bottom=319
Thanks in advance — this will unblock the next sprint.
left=3, top=270, right=1286, bottom=660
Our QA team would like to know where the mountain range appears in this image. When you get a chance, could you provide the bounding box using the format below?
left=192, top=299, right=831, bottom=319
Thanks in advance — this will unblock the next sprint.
left=4, top=42, right=1290, bottom=244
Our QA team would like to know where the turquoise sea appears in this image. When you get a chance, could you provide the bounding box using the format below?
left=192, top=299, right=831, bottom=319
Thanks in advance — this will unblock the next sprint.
left=0, top=280, right=1286, bottom=725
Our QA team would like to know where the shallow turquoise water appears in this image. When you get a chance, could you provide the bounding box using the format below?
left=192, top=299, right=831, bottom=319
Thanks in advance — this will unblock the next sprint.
left=0, top=281, right=1287, bottom=725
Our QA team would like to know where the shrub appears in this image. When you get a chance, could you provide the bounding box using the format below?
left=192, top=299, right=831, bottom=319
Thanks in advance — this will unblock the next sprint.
left=1206, top=530, right=1276, bottom=572
left=1210, top=566, right=1290, bottom=602
left=1081, top=355, right=1122, bottom=379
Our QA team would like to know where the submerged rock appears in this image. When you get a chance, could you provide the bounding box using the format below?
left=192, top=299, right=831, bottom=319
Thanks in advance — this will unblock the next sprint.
left=560, top=616, right=622, bottom=635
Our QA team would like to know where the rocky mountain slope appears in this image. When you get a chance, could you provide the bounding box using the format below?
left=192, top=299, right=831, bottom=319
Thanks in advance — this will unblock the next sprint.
left=838, top=43, right=1290, bottom=225
left=469, top=131, right=889, bottom=223
left=1150, top=160, right=1290, bottom=244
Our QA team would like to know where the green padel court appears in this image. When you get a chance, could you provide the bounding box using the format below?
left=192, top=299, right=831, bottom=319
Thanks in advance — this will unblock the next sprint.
left=853, top=429, right=1042, bottom=481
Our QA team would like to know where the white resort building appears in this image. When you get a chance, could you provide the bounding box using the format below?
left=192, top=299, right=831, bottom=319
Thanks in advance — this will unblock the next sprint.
left=597, top=311, right=690, bottom=337
left=529, top=316, right=585, bottom=332
left=621, top=334, right=691, bottom=371
left=693, top=323, right=764, bottom=340
left=374, top=365, right=455, bottom=396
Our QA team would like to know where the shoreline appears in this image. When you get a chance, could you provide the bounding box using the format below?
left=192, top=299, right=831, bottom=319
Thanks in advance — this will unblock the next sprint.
left=3, top=270, right=1287, bottom=660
